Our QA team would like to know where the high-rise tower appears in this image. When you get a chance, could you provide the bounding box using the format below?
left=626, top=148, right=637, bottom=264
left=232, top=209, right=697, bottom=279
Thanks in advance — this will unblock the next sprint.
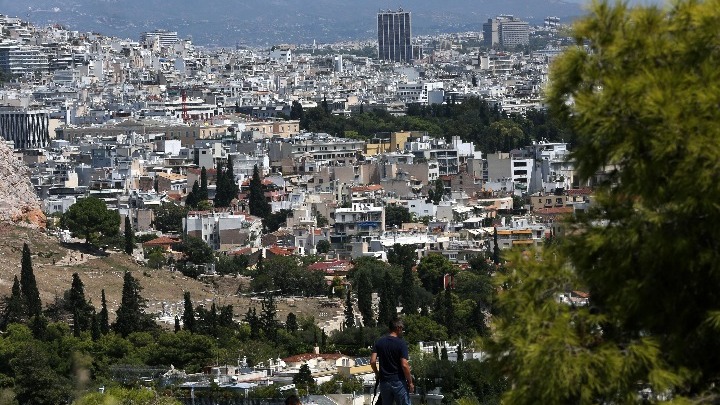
left=377, top=9, right=412, bottom=63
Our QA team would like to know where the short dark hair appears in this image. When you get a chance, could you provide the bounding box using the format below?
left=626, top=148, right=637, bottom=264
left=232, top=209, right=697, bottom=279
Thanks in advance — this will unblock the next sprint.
left=388, top=317, right=404, bottom=332
left=285, top=395, right=301, bottom=405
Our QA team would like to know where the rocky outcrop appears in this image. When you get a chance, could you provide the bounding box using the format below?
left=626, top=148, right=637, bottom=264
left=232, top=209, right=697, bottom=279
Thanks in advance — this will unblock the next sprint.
left=0, top=141, right=46, bottom=228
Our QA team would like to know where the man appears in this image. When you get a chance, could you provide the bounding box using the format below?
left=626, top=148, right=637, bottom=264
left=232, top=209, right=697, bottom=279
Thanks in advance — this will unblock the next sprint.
left=371, top=317, right=414, bottom=405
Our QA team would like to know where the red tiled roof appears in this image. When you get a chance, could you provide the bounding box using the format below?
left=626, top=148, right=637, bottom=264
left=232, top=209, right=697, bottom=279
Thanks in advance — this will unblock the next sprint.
left=534, top=207, right=573, bottom=215
left=567, top=188, right=593, bottom=196
left=228, top=247, right=252, bottom=256
left=307, top=260, right=352, bottom=272
left=143, top=236, right=181, bottom=246
left=282, top=353, right=346, bottom=363
left=267, top=246, right=294, bottom=256
left=351, top=184, right=383, bottom=192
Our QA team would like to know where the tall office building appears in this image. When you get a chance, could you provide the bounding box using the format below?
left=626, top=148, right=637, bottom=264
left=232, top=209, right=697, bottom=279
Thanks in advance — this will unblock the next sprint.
left=483, top=16, right=529, bottom=48
left=140, top=30, right=179, bottom=48
left=377, top=9, right=412, bottom=63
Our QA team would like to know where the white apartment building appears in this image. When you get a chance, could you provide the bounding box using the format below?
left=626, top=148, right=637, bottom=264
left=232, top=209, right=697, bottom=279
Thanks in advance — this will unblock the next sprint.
left=184, top=211, right=262, bottom=250
left=397, top=81, right=444, bottom=104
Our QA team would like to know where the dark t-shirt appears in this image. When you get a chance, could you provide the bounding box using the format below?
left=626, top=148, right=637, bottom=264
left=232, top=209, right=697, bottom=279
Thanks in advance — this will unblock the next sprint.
left=372, top=335, right=409, bottom=382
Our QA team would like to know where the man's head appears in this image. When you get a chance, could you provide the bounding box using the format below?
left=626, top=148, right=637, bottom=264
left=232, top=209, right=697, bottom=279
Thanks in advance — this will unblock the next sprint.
left=388, top=317, right=404, bottom=336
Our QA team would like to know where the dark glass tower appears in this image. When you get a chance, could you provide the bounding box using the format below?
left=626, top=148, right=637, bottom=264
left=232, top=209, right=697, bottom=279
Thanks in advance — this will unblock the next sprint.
left=377, top=9, right=412, bottom=63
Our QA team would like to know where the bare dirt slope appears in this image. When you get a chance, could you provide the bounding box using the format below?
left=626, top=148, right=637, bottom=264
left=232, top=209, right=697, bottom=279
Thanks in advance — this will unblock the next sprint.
left=0, top=223, right=343, bottom=328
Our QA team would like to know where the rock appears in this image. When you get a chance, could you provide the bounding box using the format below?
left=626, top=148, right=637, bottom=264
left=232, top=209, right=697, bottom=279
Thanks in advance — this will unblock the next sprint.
left=0, top=141, right=45, bottom=228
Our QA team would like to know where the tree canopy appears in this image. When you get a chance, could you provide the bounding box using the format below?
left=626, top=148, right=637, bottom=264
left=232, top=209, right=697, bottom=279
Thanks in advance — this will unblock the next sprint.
left=61, top=197, right=120, bottom=244
left=490, top=1, right=720, bottom=402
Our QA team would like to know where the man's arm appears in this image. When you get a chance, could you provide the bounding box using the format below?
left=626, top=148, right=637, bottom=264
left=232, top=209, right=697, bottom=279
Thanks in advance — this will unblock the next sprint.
left=401, top=358, right=414, bottom=393
left=370, top=352, right=379, bottom=378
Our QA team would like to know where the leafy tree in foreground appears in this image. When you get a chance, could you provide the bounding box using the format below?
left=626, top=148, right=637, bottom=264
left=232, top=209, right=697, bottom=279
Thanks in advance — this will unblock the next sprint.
left=61, top=196, right=120, bottom=244
left=491, top=1, right=720, bottom=402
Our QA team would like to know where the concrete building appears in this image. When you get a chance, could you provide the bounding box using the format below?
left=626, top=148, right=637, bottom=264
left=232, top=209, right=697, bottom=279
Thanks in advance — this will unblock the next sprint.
left=140, top=30, right=179, bottom=48
left=0, top=43, right=49, bottom=76
left=483, top=16, right=529, bottom=48
left=377, top=9, right=412, bottom=63
left=184, top=211, right=262, bottom=250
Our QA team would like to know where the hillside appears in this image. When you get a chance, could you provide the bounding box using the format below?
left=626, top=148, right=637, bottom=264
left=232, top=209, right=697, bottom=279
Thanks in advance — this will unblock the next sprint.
left=0, top=223, right=342, bottom=328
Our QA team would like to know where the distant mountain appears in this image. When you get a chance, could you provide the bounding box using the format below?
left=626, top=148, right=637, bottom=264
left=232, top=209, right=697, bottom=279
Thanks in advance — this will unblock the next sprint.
left=1, top=0, right=589, bottom=46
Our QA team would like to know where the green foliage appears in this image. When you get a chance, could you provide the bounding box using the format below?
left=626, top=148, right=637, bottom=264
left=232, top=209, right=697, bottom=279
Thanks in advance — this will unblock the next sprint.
left=316, top=213, right=329, bottom=227
left=20, top=243, right=41, bottom=318
left=61, top=197, right=121, bottom=245
left=377, top=271, right=397, bottom=328
left=293, top=364, right=316, bottom=392
left=385, top=205, right=412, bottom=229
left=248, top=165, right=270, bottom=218
left=67, top=273, right=95, bottom=332
left=74, top=387, right=181, bottom=404
left=402, top=315, right=448, bottom=345
left=416, top=254, right=456, bottom=295
left=487, top=1, right=720, bottom=402
left=262, top=209, right=291, bottom=233
left=152, top=203, right=188, bottom=234
left=185, top=180, right=201, bottom=209
left=315, top=239, right=330, bottom=254
left=145, top=247, right=166, bottom=269
left=259, top=293, right=279, bottom=341
left=123, top=216, right=134, bottom=255
left=182, top=292, right=195, bottom=333
left=215, top=254, right=249, bottom=276
left=250, top=256, right=326, bottom=296
left=113, top=272, right=158, bottom=337
left=354, top=270, right=374, bottom=327
left=343, top=289, right=355, bottom=329
left=1, top=276, right=26, bottom=330
left=214, top=157, right=239, bottom=208
left=199, top=166, right=209, bottom=201
left=180, top=236, right=213, bottom=265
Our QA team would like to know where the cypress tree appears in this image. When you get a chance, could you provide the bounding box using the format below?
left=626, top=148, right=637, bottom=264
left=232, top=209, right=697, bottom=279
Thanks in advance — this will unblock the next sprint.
left=67, top=273, right=94, bottom=331
left=260, top=293, right=278, bottom=341
left=492, top=226, right=501, bottom=265
left=186, top=180, right=200, bottom=209
left=113, top=272, right=156, bottom=337
left=249, top=165, right=270, bottom=218
left=377, top=271, right=396, bottom=328
left=286, top=312, right=298, bottom=333
left=72, top=307, right=81, bottom=337
left=199, top=166, right=209, bottom=201
left=124, top=216, right=134, bottom=255
left=99, top=289, right=109, bottom=335
left=174, top=316, right=181, bottom=333
left=20, top=243, right=41, bottom=317
left=182, top=291, right=195, bottom=333
left=1, top=276, right=27, bottom=329
left=400, top=265, right=418, bottom=315
left=343, top=289, right=355, bottom=329
left=356, top=271, right=375, bottom=327
left=91, top=312, right=100, bottom=341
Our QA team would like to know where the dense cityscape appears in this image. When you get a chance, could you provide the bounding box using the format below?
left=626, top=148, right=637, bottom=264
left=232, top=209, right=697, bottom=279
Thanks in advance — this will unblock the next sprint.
left=0, top=1, right=716, bottom=404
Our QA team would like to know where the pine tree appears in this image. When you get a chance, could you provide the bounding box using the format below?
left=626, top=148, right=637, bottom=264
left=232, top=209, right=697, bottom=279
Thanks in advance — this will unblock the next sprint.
left=182, top=291, right=195, bottom=333
left=199, top=166, right=209, bottom=201
left=491, top=2, right=720, bottom=401
left=20, top=243, right=41, bottom=317
left=99, top=289, right=109, bottom=335
left=343, top=289, right=355, bottom=329
left=1, top=276, right=27, bottom=329
left=356, top=271, right=375, bottom=327
left=248, top=165, right=270, bottom=218
left=124, top=216, right=134, bottom=255
left=113, top=272, right=156, bottom=336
